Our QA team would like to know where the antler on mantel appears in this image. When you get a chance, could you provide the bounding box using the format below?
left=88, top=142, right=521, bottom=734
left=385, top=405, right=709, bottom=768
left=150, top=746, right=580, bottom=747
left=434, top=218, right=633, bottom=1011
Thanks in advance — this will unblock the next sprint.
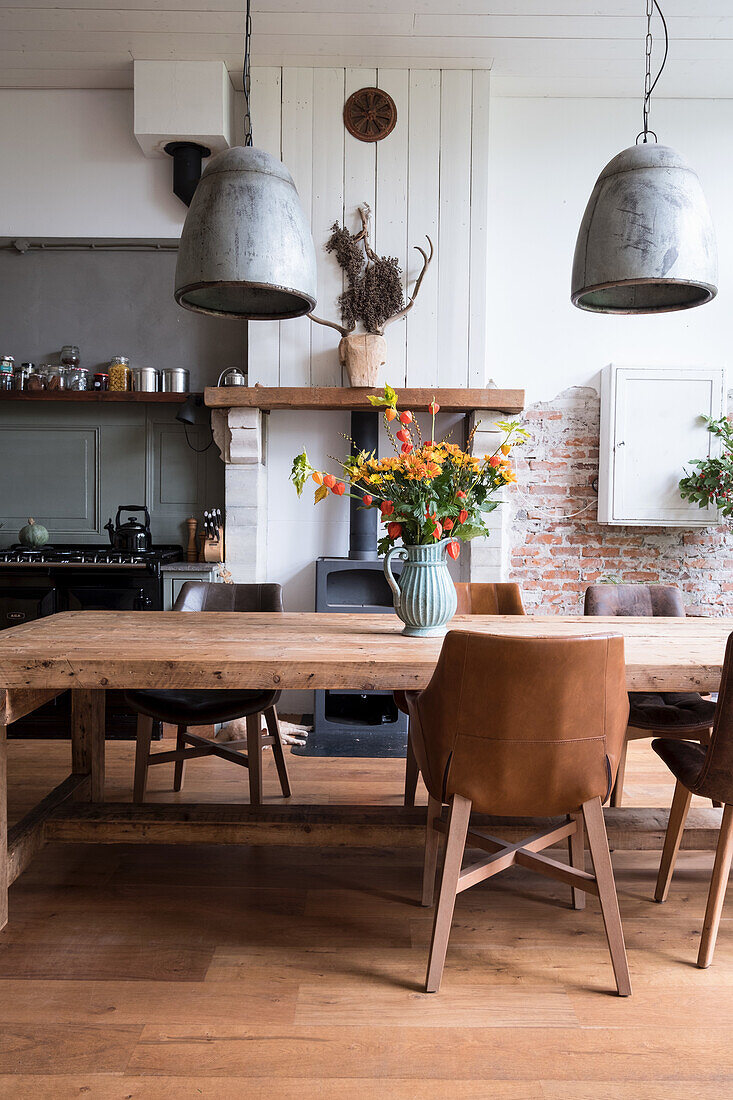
left=308, top=205, right=434, bottom=338
left=381, top=236, right=434, bottom=331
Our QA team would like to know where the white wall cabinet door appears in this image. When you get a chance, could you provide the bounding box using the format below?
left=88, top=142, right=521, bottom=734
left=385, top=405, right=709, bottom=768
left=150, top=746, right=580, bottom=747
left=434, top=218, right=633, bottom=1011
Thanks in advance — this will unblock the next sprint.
left=599, top=365, right=725, bottom=527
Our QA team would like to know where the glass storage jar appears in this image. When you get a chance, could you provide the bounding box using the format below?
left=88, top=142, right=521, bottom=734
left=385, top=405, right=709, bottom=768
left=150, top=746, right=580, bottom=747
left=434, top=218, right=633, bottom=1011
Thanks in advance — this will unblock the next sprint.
left=11, top=365, right=28, bottom=390
left=0, top=356, right=14, bottom=391
left=109, top=356, right=130, bottom=391
left=43, top=365, right=64, bottom=391
left=60, top=345, right=80, bottom=367
left=93, top=371, right=109, bottom=391
left=65, top=367, right=89, bottom=391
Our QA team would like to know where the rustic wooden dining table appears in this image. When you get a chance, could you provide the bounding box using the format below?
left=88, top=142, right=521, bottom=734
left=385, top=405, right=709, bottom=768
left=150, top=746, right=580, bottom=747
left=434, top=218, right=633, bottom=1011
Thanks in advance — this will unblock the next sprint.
left=1, top=609, right=732, bottom=931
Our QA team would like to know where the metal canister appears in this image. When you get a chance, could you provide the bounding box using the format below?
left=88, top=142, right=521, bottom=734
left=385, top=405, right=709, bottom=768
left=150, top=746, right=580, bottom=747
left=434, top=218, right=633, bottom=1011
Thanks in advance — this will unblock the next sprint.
left=161, top=367, right=190, bottom=393
left=131, top=367, right=159, bottom=392
left=109, top=356, right=131, bottom=392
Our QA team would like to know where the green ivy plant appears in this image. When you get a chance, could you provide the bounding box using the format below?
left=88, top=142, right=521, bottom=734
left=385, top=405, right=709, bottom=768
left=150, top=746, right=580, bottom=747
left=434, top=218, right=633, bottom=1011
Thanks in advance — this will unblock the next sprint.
left=679, top=415, right=733, bottom=517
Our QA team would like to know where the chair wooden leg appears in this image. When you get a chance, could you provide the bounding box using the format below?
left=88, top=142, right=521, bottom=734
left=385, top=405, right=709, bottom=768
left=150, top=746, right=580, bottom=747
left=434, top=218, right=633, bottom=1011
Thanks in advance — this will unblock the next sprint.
left=568, top=812, right=586, bottom=911
left=404, top=730, right=419, bottom=808
left=425, top=793, right=471, bottom=993
left=421, top=796, right=443, bottom=907
left=698, top=803, right=733, bottom=969
left=133, top=714, right=154, bottom=804
left=246, top=712, right=263, bottom=807
left=654, top=779, right=692, bottom=903
left=582, top=795, right=631, bottom=996
left=609, top=739, right=628, bottom=808
left=264, top=706, right=291, bottom=799
left=173, top=724, right=187, bottom=792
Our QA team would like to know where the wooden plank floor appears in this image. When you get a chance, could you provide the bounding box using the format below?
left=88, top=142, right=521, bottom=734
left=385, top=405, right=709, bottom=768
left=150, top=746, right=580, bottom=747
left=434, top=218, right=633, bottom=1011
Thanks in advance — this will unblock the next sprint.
left=3, top=736, right=733, bottom=1098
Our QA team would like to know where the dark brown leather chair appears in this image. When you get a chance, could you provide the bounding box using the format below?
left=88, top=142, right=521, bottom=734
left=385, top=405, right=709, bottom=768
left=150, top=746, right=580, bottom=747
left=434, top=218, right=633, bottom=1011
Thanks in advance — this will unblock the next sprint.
left=405, top=630, right=631, bottom=995
left=398, top=582, right=526, bottom=806
left=654, top=630, right=733, bottom=968
left=584, top=584, right=716, bottom=806
left=124, top=581, right=290, bottom=807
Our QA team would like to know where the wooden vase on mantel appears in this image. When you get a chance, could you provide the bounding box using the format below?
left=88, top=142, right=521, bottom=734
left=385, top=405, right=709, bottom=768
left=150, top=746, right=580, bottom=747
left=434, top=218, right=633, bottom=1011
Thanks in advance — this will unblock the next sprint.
left=338, top=333, right=386, bottom=388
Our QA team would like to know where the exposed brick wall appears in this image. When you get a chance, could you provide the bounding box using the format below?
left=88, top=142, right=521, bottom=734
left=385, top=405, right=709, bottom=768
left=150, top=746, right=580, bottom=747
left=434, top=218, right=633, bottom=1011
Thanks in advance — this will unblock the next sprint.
left=507, top=387, right=733, bottom=616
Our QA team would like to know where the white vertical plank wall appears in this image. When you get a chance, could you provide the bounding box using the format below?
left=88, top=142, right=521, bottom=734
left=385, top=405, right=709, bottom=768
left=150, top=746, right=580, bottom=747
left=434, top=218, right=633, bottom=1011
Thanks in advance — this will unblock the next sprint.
left=279, top=67, right=314, bottom=387
left=247, top=66, right=282, bottom=386
left=310, top=68, right=345, bottom=387
left=468, top=71, right=491, bottom=388
left=437, top=70, right=473, bottom=389
left=406, top=69, right=441, bottom=388
left=375, top=69, right=409, bottom=388
left=248, top=66, right=489, bottom=390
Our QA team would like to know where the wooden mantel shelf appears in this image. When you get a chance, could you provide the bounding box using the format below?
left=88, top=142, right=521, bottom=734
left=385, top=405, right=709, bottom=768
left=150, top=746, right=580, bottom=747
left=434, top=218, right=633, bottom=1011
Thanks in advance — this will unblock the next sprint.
left=204, top=386, right=525, bottom=414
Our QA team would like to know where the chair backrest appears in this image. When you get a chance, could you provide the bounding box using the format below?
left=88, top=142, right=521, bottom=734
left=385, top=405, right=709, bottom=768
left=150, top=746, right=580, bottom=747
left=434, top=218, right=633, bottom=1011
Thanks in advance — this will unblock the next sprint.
left=407, top=631, right=628, bottom=816
left=454, top=582, right=525, bottom=616
left=173, top=581, right=283, bottom=613
left=692, top=631, right=733, bottom=803
left=584, top=583, right=685, bottom=618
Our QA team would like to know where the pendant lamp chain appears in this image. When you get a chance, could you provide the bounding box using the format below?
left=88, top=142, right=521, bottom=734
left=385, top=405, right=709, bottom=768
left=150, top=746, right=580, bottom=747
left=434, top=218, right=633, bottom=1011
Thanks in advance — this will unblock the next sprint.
left=638, top=0, right=669, bottom=144
left=242, top=0, right=253, bottom=147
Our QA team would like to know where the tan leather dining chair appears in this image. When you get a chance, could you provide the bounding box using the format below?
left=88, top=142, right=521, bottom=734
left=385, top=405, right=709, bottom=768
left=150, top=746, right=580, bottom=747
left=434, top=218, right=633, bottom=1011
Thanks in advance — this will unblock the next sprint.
left=405, top=630, right=632, bottom=996
left=654, top=630, right=733, bottom=968
left=584, top=584, right=716, bottom=806
left=398, top=581, right=526, bottom=806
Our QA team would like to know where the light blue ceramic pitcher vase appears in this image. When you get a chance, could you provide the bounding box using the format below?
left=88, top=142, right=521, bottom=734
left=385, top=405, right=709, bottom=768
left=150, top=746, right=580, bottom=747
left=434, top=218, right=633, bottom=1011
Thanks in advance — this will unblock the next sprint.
left=383, top=538, right=458, bottom=637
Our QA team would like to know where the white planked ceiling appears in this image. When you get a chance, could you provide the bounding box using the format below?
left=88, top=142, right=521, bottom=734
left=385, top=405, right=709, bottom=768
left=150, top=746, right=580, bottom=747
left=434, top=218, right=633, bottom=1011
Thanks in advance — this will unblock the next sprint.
left=2, top=1, right=733, bottom=96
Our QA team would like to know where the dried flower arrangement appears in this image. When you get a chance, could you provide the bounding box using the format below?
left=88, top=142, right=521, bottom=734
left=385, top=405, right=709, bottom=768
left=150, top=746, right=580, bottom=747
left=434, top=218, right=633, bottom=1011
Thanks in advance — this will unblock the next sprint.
left=309, top=206, right=433, bottom=387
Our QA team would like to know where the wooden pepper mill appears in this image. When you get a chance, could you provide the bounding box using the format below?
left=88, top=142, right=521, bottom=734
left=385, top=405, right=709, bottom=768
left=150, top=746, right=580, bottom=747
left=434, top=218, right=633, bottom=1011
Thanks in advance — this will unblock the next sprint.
left=185, top=517, right=198, bottom=562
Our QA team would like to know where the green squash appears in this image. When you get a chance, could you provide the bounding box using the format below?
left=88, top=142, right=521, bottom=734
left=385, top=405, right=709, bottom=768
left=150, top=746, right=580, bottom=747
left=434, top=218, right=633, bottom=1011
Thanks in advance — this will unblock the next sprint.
left=19, top=518, right=49, bottom=548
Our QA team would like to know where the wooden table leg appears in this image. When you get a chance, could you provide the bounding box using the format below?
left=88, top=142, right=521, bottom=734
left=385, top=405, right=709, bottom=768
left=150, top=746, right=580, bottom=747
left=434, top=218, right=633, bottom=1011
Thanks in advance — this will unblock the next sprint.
left=71, top=689, right=106, bottom=802
left=1, top=722, right=7, bottom=931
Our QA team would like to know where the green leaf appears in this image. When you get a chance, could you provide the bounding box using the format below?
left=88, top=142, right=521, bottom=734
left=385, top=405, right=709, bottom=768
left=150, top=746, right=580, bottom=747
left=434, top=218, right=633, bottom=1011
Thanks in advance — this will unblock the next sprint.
left=290, top=451, right=313, bottom=497
left=367, top=384, right=398, bottom=409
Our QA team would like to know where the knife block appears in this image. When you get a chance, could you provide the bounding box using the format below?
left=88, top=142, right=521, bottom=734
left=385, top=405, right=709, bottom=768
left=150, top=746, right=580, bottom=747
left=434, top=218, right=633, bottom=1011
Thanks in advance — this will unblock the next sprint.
left=201, top=526, right=224, bottom=563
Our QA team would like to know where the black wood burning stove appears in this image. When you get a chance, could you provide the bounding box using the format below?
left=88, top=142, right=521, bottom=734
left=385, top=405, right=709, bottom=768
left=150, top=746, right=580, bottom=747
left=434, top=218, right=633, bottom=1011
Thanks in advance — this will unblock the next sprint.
left=294, top=409, right=409, bottom=758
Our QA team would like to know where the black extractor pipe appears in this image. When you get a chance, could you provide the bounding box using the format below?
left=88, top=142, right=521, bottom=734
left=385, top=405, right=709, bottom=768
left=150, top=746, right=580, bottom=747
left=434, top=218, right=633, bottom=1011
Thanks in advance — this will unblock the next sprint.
left=164, top=141, right=211, bottom=206
left=349, top=410, right=379, bottom=560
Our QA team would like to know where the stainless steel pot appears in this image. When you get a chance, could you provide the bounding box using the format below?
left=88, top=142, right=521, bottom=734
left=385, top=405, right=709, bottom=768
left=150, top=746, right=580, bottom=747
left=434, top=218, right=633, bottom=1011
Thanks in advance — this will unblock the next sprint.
left=161, top=367, right=190, bottom=393
left=131, top=367, right=159, bottom=392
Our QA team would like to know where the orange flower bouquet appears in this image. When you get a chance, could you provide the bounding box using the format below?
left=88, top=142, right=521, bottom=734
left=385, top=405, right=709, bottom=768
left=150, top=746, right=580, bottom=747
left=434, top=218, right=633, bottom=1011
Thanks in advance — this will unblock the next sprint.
left=290, top=385, right=527, bottom=559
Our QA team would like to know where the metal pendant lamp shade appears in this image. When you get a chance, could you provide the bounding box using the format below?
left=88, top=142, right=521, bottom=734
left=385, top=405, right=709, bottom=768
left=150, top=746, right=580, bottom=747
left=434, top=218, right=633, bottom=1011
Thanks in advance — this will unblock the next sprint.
left=572, top=142, right=718, bottom=314
left=175, top=146, right=317, bottom=320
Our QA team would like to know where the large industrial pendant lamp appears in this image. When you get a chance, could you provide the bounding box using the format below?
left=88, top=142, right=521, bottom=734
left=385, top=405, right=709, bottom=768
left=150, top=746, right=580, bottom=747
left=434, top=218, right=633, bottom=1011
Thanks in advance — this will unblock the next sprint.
left=174, top=0, right=317, bottom=319
left=572, top=1, right=717, bottom=314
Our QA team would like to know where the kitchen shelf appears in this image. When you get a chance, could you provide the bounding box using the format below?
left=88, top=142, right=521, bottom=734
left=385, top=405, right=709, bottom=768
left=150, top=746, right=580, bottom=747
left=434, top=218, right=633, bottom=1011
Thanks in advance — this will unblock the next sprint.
left=0, top=391, right=196, bottom=403
left=204, top=386, right=525, bottom=414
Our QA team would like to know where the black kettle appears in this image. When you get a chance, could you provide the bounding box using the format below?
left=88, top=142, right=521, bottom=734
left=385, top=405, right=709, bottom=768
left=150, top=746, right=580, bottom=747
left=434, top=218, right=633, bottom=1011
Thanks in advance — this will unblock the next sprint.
left=104, top=506, right=152, bottom=553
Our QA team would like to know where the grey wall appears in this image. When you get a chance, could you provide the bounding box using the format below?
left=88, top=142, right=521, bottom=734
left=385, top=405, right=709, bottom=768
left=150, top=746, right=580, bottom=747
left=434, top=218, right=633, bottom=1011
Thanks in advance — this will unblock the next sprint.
left=0, top=402, right=223, bottom=548
left=0, top=242, right=246, bottom=389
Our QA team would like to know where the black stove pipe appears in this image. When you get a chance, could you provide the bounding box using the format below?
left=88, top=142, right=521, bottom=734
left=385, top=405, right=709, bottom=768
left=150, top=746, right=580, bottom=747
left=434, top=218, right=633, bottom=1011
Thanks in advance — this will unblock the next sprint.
left=164, top=141, right=211, bottom=207
left=349, top=410, right=378, bottom=560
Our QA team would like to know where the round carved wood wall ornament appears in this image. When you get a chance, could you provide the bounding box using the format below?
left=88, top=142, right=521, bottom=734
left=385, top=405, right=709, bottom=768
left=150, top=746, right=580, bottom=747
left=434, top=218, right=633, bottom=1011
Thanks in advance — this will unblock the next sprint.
left=343, top=87, right=397, bottom=143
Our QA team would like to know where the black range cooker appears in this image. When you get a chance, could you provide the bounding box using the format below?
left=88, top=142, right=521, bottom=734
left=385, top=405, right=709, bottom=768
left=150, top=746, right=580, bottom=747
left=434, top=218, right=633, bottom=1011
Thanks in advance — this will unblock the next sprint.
left=0, top=542, right=183, bottom=738
left=0, top=542, right=183, bottom=629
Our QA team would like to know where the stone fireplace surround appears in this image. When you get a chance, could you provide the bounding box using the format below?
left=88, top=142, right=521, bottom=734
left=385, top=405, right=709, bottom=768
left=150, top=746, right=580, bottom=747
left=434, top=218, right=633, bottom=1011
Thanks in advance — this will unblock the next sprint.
left=208, top=388, right=525, bottom=588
